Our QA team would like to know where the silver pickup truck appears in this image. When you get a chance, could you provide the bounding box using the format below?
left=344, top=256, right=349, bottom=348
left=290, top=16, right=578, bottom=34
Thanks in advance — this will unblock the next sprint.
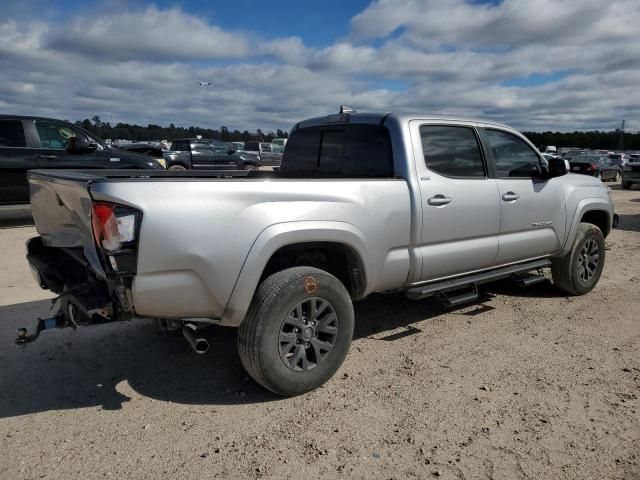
left=22, top=108, right=613, bottom=396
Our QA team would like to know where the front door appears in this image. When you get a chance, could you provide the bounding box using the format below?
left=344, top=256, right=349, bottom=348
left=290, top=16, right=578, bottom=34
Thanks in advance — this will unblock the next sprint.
left=0, top=119, right=36, bottom=204
left=31, top=120, right=106, bottom=170
left=481, top=128, right=567, bottom=264
left=412, top=122, right=501, bottom=281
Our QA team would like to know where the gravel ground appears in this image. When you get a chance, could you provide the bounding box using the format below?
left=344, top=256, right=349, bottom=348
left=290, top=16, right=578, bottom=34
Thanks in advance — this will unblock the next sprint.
left=0, top=185, right=638, bottom=480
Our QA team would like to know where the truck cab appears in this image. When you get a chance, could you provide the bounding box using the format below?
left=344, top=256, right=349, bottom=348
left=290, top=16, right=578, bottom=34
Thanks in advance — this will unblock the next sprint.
left=0, top=115, right=164, bottom=205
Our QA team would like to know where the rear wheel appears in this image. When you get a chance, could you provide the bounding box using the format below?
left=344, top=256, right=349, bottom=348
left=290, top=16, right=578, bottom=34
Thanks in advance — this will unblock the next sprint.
left=551, top=222, right=605, bottom=295
left=168, top=164, right=187, bottom=171
left=243, top=164, right=258, bottom=171
left=622, top=180, right=631, bottom=190
left=238, top=267, right=354, bottom=396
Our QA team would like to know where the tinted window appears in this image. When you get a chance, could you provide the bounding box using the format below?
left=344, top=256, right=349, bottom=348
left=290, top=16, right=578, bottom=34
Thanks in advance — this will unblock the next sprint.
left=281, top=124, right=393, bottom=177
left=35, top=121, right=79, bottom=149
left=0, top=120, right=27, bottom=147
left=485, top=129, right=542, bottom=178
left=193, top=142, right=213, bottom=152
left=244, top=142, right=259, bottom=152
left=420, top=125, right=485, bottom=178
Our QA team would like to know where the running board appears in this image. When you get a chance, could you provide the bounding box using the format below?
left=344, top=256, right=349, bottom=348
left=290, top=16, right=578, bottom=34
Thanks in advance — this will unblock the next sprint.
left=437, top=284, right=479, bottom=307
left=406, top=259, right=551, bottom=301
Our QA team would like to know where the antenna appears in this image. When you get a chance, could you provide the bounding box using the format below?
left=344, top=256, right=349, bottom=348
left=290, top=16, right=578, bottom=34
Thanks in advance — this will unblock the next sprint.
left=339, top=105, right=356, bottom=114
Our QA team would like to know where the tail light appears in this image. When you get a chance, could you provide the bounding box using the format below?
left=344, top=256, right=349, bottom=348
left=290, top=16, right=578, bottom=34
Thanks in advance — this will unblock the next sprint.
left=92, top=202, right=139, bottom=252
left=586, top=163, right=596, bottom=171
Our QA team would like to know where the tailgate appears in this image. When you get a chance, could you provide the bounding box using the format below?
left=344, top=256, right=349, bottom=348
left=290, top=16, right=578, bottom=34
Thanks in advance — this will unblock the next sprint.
left=28, top=170, right=105, bottom=277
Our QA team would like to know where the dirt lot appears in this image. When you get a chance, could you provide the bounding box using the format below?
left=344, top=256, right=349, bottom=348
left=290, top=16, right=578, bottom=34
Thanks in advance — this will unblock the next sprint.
left=0, top=186, right=638, bottom=480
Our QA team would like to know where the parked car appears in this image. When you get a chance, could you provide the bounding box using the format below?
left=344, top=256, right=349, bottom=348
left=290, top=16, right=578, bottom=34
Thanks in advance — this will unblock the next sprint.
left=0, top=115, right=163, bottom=205
left=272, top=138, right=287, bottom=148
left=163, top=138, right=261, bottom=170
left=569, top=154, right=621, bottom=181
left=116, top=142, right=166, bottom=167
left=562, top=149, right=588, bottom=160
left=608, top=153, right=629, bottom=168
left=243, top=141, right=282, bottom=167
left=622, top=159, right=640, bottom=189
left=22, top=109, right=613, bottom=396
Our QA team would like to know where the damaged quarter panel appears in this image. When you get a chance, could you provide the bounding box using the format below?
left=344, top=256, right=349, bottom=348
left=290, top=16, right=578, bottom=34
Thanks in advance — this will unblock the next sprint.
left=88, top=178, right=412, bottom=320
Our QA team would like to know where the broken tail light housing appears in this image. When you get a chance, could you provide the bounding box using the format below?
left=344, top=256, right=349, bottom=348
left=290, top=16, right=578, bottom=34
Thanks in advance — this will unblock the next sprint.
left=92, top=202, right=140, bottom=252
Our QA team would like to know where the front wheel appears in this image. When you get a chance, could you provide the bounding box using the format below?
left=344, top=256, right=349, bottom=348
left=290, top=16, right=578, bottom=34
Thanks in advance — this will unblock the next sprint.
left=168, top=164, right=187, bottom=171
left=551, top=222, right=605, bottom=295
left=243, top=164, right=258, bottom=171
left=238, top=267, right=354, bottom=396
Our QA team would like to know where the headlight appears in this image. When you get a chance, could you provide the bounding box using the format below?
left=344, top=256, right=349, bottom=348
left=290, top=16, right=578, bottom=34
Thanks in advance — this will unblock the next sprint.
left=156, top=158, right=167, bottom=168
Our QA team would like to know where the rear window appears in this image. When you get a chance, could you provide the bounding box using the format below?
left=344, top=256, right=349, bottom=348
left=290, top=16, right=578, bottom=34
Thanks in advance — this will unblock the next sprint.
left=281, top=124, right=393, bottom=177
left=0, top=120, right=27, bottom=148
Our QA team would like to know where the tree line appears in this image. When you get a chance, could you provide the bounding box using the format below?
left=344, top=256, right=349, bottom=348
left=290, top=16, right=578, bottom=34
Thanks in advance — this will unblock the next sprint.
left=523, top=129, right=639, bottom=151
left=75, top=116, right=639, bottom=150
left=75, top=116, right=288, bottom=143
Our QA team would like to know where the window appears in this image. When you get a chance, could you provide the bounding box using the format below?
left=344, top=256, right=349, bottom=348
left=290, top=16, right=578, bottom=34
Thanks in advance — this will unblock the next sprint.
left=193, top=141, right=214, bottom=152
left=0, top=120, right=27, bottom=148
left=261, top=144, right=272, bottom=152
left=485, top=129, right=543, bottom=178
left=35, top=121, right=79, bottom=149
left=281, top=124, right=393, bottom=177
left=420, top=125, right=485, bottom=178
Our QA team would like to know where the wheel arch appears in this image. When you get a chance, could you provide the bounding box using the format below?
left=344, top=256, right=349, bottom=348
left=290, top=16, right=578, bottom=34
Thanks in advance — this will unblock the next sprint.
left=220, top=221, right=370, bottom=327
left=561, top=198, right=613, bottom=255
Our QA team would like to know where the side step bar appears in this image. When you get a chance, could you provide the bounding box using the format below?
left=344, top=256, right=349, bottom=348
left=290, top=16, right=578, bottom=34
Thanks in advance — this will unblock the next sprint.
left=406, top=258, right=551, bottom=301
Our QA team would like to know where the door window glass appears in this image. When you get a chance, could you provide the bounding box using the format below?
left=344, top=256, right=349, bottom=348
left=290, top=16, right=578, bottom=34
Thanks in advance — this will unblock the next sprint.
left=0, top=120, right=27, bottom=147
left=485, top=129, right=543, bottom=178
left=35, top=121, right=79, bottom=149
left=420, top=125, right=485, bottom=178
left=193, top=142, right=214, bottom=152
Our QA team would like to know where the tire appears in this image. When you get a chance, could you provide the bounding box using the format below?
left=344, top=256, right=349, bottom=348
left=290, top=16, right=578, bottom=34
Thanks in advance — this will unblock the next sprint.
left=551, top=222, right=605, bottom=296
left=242, top=164, right=258, bottom=171
left=622, top=181, right=631, bottom=190
left=238, top=267, right=354, bottom=396
left=168, top=164, right=187, bottom=171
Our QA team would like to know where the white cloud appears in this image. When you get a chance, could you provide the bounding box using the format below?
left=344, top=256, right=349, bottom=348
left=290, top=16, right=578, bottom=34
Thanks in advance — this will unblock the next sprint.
left=0, top=1, right=638, bottom=132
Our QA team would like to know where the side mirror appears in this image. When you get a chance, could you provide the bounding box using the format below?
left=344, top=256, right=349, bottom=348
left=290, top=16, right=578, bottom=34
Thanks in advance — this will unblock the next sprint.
left=547, top=156, right=569, bottom=178
left=67, top=135, right=97, bottom=153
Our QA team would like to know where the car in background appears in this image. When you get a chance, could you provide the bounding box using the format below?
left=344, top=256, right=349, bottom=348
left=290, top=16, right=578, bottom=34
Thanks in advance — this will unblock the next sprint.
left=562, top=149, right=589, bottom=160
left=0, top=115, right=163, bottom=205
left=608, top=153, right=629, bottom=168
left=243, top=141, right=282, bottom=167
left=163, top=138, right=261, bottom=170
left=622, top=158, right=640, bottom=189
left=116, top=142, right=166, bottom=167
left=569, top=154, right=620, bottom=182
left=272, top=138, right=287, bottom=148
left=231, top=141, right=245, bottom=151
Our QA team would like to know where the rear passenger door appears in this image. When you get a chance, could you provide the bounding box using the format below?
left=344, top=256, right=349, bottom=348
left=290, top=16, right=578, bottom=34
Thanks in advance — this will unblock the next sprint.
left=190, top=141, right=217, bottom=169
left=412, top=122, right=501, bottom=281
left=0, top=119, right=37, bottom=204
left=480, top=128, right=566, bottom=263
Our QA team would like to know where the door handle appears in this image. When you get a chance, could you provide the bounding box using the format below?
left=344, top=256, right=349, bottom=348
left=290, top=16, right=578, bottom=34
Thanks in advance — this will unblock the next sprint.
left=427, top=194, right=452, bottom=206
left=502, top=192, right=520, bottom=202
left=38, top=154, right=57, bottom=160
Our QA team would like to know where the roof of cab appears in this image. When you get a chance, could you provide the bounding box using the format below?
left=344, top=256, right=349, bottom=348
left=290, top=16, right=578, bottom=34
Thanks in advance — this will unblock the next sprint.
left=294, top=111, right=513, bottom=131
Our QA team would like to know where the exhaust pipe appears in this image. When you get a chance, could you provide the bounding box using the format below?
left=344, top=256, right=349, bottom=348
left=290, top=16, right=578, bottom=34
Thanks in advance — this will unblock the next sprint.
left=182, top=324, right=209, bottom=354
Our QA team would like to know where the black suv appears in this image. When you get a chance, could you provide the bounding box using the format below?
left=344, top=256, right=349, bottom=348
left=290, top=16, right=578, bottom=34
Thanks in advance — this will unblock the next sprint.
left=0, top=115, right=164, bottom=205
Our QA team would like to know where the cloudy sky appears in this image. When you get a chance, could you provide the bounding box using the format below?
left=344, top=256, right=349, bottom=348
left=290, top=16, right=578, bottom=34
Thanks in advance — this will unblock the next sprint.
left=1, top=0, right=639, bottom=132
